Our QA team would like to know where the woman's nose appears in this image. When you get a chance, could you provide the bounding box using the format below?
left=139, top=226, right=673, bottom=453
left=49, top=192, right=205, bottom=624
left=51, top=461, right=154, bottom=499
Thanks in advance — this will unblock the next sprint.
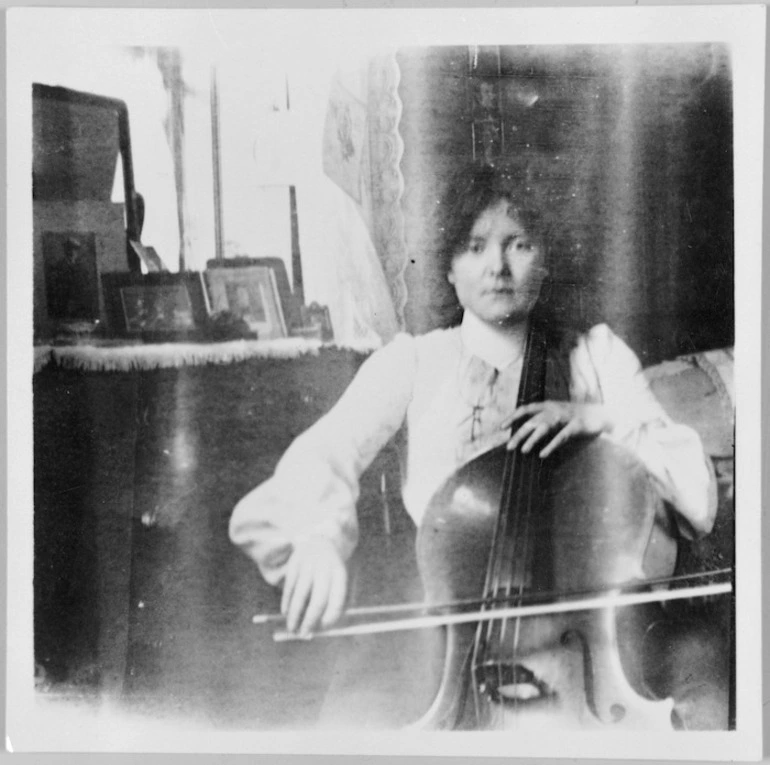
left=485, top=244, right=509, bottom=274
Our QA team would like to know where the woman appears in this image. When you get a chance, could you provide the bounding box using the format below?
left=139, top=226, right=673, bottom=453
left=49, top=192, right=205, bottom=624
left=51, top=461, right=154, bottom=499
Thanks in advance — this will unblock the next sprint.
left=230, top=161, right=720, bottom=726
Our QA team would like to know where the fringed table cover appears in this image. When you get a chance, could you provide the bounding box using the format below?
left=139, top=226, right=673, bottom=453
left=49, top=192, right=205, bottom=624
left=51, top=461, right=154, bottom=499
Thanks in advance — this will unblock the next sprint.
left=33, top=337, right=381, bottom=375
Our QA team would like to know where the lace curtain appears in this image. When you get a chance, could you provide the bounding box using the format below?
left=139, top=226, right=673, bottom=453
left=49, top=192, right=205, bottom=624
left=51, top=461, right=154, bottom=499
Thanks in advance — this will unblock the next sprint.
left=365, top=54, right=409, bottom=332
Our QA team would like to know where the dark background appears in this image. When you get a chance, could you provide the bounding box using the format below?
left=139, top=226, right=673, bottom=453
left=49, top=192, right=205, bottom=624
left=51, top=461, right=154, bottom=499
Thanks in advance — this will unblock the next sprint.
left=398, top=44, right=733, bottom=366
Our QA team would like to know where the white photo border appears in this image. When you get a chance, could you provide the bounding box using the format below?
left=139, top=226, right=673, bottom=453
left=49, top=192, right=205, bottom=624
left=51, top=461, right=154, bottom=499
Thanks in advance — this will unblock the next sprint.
left=5, top=4, right=765, bottom=760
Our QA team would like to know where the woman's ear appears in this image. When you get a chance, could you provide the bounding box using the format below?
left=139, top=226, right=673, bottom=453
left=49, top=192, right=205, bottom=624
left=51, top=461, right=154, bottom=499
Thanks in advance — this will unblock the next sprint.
left=447, top=269, right=456, bottom=285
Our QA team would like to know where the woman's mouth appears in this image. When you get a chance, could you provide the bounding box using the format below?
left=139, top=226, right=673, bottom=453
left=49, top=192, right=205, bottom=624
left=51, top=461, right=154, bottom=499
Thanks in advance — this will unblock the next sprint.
left=486, top=285, right=515, bottom=295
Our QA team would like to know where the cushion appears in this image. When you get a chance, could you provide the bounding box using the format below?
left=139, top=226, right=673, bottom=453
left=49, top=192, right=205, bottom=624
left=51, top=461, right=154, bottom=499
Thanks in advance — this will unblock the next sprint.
left=644, top=348, right=734, bottom=458
left=645, top=348, right=734, bottom=573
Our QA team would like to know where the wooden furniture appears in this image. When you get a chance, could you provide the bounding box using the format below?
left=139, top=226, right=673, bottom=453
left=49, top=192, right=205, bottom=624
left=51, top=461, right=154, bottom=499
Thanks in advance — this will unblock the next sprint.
left=33, top=341, right=425, bottom=727
left=33, top=83, right=144, bottom=341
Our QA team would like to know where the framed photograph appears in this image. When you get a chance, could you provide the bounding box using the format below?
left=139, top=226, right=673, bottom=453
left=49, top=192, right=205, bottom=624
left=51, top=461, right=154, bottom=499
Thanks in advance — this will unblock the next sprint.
left=294, top=301, right=334, bottom=342
left=101, top=271, right=210, bottom=341
left=41, top=230, right=100, bottom=323
left=204, top=265, right=287, bottom=340
left=206, top=256, right=302, bottom=331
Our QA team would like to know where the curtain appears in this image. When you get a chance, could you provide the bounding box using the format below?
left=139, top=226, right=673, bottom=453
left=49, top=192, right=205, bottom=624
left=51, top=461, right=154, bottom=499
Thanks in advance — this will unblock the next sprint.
left=365, top=54, right=409, bottom=330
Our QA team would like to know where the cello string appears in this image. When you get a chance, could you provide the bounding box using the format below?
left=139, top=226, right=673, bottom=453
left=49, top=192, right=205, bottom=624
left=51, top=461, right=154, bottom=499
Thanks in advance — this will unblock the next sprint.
left=493, top=327, right=532, bottom=725
left=511, top=447, right=541, bottom=720
left=471, top=371, right=507, bottom=721
left=473, top=445, right=514, bottom=724
left=513, top=327, right=547, bottom=724
left=489, top=419, right=519, bottom=728
left=479, top=325, right=537, bottom=724
left=493, top=441, right=518, bottom=721
left=506, top=326, right=546, bottom=723
left=497, top=445, right=525, bottom=728
left=500, top=435, right=528, bottom=723
left=492, top=324, right=538, bottom=722
left=470, top=326, right=531, bottom=727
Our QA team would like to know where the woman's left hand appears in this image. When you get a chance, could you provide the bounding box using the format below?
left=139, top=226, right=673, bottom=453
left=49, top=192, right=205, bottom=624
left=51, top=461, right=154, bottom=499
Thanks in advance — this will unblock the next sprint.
left=502, top=401, right=613, bottom=458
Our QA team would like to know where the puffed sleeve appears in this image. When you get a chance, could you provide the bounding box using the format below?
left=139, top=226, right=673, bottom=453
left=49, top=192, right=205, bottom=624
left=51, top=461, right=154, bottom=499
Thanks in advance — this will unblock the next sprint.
left=229, top=334, right=417, bottom=586
left=570, top=324, right=717, bottom=539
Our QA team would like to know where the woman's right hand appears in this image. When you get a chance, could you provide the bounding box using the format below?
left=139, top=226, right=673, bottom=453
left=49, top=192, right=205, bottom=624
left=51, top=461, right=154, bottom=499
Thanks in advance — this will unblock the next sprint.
left=281, top=536, right=348, bottom=637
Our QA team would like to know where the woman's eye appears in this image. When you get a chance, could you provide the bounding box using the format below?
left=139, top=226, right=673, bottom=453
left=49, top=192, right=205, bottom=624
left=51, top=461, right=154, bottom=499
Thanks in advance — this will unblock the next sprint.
left=469, top=241, right=485, bottom=254
left=509, top=239, right=533, bottom=253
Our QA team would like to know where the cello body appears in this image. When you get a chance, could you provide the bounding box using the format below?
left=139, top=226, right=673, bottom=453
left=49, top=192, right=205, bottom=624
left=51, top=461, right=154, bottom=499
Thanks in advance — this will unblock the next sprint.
left=413, top=436, right=679, bottom=731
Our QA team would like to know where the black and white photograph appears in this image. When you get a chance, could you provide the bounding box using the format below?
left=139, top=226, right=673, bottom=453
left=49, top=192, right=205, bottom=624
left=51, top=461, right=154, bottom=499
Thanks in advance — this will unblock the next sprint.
left=5, top=5, right=765, bottom=759
left=204, top=265, right=288, bottom=340
left=101, top=271, right=210, bottom=339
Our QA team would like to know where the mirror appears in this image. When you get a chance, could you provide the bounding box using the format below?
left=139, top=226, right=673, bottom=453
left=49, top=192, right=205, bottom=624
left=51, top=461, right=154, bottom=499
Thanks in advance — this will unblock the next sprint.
left=32, top=83, right=144, bottom=339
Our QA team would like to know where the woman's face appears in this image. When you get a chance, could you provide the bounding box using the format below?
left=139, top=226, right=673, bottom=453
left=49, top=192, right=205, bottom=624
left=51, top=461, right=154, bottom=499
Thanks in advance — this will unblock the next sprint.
left=448, top=198, right=546, bottom=327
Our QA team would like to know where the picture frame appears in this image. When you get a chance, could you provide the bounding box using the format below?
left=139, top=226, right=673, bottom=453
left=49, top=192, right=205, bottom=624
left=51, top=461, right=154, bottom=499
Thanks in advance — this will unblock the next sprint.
left=41, top=230, right=100, bottom=325
left=33, top=82, right=146, bottom=340
left=295, top=301, right=334, bottom=342
left=205, top=256, right=302, bottom=331
left=204, top=265, right=288, bottom=340
left=101, top=271, right=210, bottom=341
left=322, top=78, right=366, bottom=203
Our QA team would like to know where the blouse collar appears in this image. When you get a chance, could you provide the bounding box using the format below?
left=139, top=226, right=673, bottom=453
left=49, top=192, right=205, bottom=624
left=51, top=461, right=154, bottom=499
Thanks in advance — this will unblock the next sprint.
left=459, top=310, right=528, bottom=371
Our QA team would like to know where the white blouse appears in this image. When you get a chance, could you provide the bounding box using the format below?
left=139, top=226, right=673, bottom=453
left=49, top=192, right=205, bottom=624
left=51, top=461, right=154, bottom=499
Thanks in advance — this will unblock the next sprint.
left=230, top=317, right=716, bottom=586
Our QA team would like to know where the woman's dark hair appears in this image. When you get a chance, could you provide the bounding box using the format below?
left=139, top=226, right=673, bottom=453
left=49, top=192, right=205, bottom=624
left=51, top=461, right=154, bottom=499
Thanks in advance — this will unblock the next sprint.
left=432, top=157, right=558, bottom=328
left=436, top=159, right=552, bottom=278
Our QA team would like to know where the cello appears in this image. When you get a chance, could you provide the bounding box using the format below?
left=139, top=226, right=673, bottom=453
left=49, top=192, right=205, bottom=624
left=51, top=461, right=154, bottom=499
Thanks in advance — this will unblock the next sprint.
left=414, top=322, right=700, bottom=730
left=265, top=323, right=731, bottom=731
